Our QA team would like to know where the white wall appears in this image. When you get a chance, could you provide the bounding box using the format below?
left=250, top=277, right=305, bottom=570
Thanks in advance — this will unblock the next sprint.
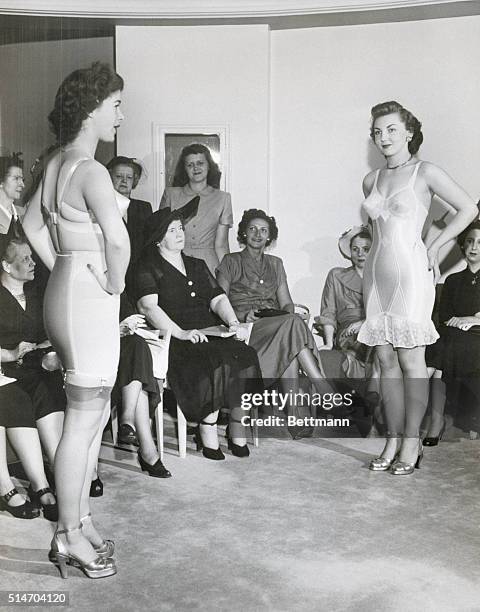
left=116, top=25, right=270, bottom=233
left=0, top=37, right=114, bottom=178
left=116, top=17, right=480, bottom=315
left=270, top=16, right=480, bottom=313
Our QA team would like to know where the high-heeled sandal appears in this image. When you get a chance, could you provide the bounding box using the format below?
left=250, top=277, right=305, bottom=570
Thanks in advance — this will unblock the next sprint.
left=225, top=423, right=250, bottom=458
left=89, top=477, right=103, bottom=498
left=49, top=525, right=117, bottom=579
left=368, top=456, right=396, bottom=471
left=194, top=421, right=225, bottom=461
left=138, top=451, right=172, bottom=478
left=28, top=486, right=58, bottom=522
left=81, top=513, right=115, bottom=559
left=391, top=441, right=424, bottom=475
left=423, top=420, right=446, bottom=447
left=0, top=488, right=40, bottom=519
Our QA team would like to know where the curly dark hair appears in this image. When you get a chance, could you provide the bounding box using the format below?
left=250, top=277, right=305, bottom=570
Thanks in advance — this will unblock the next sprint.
left=106, top=156, right=143, bottom=188
left=48, top=62, right=124, bottom=146
left=0, top=153, right=23, bottom=183
left=457, top=219, right=480, bottom=249
left=370, top=101, right=423, bottom=155
left=172, top=143, right=221, bottom=189
left=237, top=209, right=278, bottom=247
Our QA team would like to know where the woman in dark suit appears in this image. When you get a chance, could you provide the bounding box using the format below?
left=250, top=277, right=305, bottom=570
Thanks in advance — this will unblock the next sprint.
left=107, top=156, right=153, bottom=444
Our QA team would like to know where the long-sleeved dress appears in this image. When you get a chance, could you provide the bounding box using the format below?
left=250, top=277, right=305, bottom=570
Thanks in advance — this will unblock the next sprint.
left=134, top=250, right=261, bottom=421
left=160, top=185, right=232, bottom=274
left=0, top=284, right=65, bottom=421
left=438, top=267, right=480, bottom=432
left=217, top=250, right=322, bottom=383
left=318, top=266, right=373, bottom=378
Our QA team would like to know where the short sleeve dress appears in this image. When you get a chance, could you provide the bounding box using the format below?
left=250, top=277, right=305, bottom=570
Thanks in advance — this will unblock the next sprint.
left=217, top=250, right=322, bottom=383
left=134, top=251, right=261, bottom=421
left=160, top=185, right=233, bottom=274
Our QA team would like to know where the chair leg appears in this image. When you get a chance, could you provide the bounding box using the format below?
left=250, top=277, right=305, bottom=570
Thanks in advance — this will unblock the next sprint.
left=155, top=403, right=164, bottom=462
left=252, top=405, right=259, bottom=447
left=177, top=404, right=187, bottom=458
left=111, top=403, right=119, bottom=446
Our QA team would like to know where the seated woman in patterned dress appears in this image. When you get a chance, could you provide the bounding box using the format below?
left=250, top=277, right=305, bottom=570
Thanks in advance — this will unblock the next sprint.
left=216, top=209, right=333, bottom=439
left=135, top=199, right=262, bottom=460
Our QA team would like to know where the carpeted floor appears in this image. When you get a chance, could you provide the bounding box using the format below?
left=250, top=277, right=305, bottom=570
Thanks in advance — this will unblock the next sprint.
left=1, top=429, right=480, bottom=612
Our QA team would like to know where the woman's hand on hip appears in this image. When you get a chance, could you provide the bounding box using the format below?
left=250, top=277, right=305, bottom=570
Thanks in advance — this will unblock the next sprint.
left=179, top=329, right=208, bottom=344
left=87, top=264, right=124, bottom=295
left=426, top=246, right=440, bottom=284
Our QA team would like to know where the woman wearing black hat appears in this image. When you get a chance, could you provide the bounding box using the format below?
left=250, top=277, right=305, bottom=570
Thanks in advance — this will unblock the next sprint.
left=135, top=200, right=261, bottom=459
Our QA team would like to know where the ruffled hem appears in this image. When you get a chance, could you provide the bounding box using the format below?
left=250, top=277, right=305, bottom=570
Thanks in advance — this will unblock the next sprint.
left=357, top=314, right=439, bottom=348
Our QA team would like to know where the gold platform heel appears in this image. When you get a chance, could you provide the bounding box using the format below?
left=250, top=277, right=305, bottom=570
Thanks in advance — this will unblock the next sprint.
left=49, top=525, right=117, bottom=579
left=81, top=513, right=115, bottom=559
left=391, top=440, right=424, bottom=476
left=369, top=456, right=395, bottom=471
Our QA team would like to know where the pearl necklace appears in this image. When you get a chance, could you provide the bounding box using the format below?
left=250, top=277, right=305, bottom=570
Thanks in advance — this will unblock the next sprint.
left=387, top=156, right=412, bottom=170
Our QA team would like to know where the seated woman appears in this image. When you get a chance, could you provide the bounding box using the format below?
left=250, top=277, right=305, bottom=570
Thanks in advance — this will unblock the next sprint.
left=112, top=292, right=171, bottom=477
left=438, top=220, right=480, bottom=437
left=0, top=383, right=56, bottom=520
left=0, top=234, right=65, bottom=520
left=135, top=200, right=261, bottom=460
left=316, top=226, right=381, bottom=430
left=216, top=209, right=331, bottom=439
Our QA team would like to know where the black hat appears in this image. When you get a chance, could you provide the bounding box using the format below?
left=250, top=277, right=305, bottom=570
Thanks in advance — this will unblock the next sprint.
left=143, top=196, right=200, bottom=249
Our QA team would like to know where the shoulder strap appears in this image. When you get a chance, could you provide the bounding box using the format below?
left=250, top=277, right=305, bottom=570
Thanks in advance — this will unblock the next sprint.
left=373, top=169, right=380, bottom=188
left=408, top=161, right=423, bottom=186
left=56, top=157, right=92, bottom=209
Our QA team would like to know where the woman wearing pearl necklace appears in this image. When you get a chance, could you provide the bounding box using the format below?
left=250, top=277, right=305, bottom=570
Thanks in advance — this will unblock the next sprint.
left=358, top=100, right=477, bottom=475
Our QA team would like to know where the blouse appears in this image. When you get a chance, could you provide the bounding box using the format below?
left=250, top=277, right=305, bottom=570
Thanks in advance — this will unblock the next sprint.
left=217, top=250, right=287, bottom=322
left=318, top=267, right=365, bottom=333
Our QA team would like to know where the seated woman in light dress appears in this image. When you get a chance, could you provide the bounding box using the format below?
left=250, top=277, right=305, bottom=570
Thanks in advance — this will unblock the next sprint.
left=216, top=209, right=333, bottom=439
left=159, top=143, right=232, bottom=274
left=316, top=226, right=381, bottom=433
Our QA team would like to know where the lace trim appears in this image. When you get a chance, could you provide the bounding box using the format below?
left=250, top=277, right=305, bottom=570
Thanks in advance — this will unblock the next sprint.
left=358, top=314, right=439, bottom=348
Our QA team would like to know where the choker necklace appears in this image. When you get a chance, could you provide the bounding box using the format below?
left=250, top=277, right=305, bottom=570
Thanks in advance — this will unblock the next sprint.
left=387, top=156, right=412, bottom=170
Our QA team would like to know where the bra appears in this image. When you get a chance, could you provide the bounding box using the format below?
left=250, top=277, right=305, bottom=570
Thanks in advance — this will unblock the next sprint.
left=363, top=161, right=426, bottom=222
left=42, top=157, right=129, bottom=252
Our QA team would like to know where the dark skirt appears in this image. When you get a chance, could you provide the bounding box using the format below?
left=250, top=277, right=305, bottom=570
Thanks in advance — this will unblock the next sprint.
left=442, top=328, right=480, bottom=432
left=167, top=336, right=261, bottom=422
left=0, top=383, right=36, bottom=428
left=1, top=361, right=65, bottom=421
left=112, top=334, right=161, bottom=411
left=425, top=336, right=444, bottom=370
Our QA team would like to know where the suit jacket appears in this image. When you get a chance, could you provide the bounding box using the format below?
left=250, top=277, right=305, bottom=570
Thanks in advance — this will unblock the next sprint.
left=125, top=198, right=152, bottom=300
left=126, top=199, right=152, bottom=265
